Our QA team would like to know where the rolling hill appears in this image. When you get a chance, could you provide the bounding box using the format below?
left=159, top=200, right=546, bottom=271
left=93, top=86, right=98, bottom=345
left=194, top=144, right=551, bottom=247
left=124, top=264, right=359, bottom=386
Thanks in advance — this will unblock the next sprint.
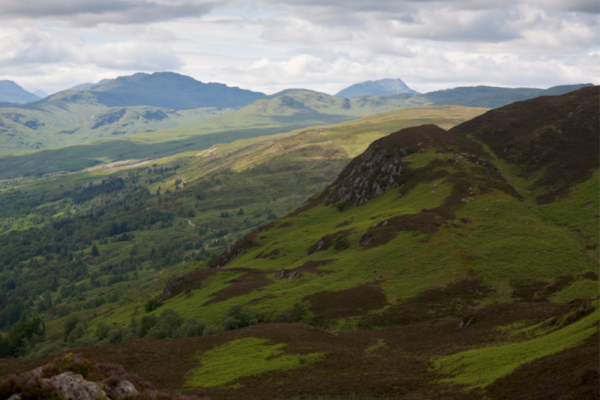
left=0, top=87, right=597, bottom=399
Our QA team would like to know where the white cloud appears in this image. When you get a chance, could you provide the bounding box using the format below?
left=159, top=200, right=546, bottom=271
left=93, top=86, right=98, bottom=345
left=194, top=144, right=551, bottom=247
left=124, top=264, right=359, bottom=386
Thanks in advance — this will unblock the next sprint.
left=0, top=0, right=224, bottom=26
left=0, top=0, right=597, bottom=95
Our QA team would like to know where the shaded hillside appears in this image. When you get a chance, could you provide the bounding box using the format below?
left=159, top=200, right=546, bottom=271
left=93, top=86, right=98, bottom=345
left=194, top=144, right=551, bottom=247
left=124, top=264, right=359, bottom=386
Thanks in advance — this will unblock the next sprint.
left=0, top=81, right=40, bottom=104
left=449, top=86, right=599, bottom=204
left=422, top=83, right=593, bottom=108
left=336, top=78, right=419, bottom=97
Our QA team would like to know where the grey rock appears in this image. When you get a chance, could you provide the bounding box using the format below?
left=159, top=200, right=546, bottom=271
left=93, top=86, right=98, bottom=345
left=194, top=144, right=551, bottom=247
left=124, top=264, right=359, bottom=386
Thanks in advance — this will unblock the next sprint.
left=8, top=394, right=21, bottom=400
left=50, top=371, right=106, bottom=400
left=111, top=379, right=139, bottom=398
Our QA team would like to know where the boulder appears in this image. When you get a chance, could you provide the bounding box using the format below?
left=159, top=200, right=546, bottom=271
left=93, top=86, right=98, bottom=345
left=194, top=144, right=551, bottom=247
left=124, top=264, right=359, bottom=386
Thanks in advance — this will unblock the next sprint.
left=50, top=371, right=106, bottom=400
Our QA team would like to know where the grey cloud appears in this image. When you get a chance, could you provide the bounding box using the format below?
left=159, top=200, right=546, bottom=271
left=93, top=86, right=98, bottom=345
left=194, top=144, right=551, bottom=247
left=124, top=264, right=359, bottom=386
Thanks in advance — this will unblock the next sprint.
left=0, top=0, right=223, bottom=26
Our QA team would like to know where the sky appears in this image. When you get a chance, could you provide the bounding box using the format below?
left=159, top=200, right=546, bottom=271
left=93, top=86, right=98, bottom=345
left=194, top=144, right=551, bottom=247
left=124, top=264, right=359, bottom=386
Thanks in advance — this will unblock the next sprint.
left=0, top=0, right=598, bottom=95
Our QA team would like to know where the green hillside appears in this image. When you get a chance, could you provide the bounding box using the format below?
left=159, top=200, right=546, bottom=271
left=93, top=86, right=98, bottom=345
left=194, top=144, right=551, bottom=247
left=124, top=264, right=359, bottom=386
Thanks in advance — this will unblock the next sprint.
left=0, top=89, right=598, bottom=399
left=0, top=91, right=461, bottom=178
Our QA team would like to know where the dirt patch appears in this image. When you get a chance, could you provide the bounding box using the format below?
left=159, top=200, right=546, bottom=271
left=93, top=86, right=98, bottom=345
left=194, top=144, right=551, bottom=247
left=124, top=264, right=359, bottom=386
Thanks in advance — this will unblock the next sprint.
left=360, top=278, right=493, bottom=327
left=307, top=230, right=353, bottom=255
left=450, top=86, right=599, bottom=204
left=304, top=284, right=388, bottom=325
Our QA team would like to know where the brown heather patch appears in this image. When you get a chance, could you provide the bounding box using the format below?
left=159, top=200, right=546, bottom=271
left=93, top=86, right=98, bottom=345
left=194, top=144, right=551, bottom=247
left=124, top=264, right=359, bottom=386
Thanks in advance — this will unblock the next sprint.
left=160, top=267, right=273, bottom=305
left=255, top=247, right=282, bottom=259
left=304, top=284, right=388, bottom=325
left=203, top=268, right=273, bottom=306
left=307, top=229, right=353, bottom=255
left=486, top=331, right=599, bottom=400
left=160, top=268, right=222, bottom=300
left=0, top=301, right=597, bottom=400
left=211, top=222, right=276, bottom=268
left=510, top=275, right=599, bottom=303
left=360, top=166, right=521, bottom=247
left=449, top=86, right=599, bottom=204
left=360, top=278, right=493, bottom=328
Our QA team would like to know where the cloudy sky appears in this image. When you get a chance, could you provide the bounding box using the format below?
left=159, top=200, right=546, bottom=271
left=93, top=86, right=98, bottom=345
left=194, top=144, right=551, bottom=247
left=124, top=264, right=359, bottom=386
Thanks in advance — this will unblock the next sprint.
left=0, top=0, right=598, bottom=95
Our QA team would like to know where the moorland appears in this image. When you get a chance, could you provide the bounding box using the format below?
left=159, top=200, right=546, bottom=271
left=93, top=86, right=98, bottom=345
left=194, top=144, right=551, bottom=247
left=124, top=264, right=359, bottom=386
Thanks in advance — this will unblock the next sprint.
left=0, top=76, right=597, bottom=400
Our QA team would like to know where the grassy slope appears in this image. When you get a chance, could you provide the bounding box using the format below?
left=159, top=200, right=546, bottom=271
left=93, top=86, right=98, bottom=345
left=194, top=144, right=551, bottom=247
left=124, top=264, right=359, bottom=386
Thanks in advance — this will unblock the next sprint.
left=0, top=96, right=233, bottom=156
left=0, top=93, right=597, bottom=399
left=0, top=105, right=484, bottom=334
left=0, top=94, right=477, bottom=179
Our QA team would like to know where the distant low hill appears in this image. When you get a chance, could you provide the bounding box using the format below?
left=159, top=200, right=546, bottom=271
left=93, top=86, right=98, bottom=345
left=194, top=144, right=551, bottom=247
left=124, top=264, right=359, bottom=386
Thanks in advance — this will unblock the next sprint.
left=336, top=78, right=420, bottom=97
left=0, top=80, right=41, bottom=104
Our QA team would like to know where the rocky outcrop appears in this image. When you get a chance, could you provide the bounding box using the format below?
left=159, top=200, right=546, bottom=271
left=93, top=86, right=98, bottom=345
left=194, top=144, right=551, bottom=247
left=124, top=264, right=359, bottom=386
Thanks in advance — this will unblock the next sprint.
left=3, top=364, right=139, bottom=400
left=325, top=124, right=486, bottom=207
left=50, top=371, right=108, bottom=400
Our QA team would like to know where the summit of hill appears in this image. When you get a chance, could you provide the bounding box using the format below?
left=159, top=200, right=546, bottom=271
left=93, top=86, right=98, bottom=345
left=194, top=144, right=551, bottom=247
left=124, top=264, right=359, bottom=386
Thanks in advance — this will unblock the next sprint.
left=46, top=72, right=266, bottom=111
left=336, top=78, right=420, bottom=97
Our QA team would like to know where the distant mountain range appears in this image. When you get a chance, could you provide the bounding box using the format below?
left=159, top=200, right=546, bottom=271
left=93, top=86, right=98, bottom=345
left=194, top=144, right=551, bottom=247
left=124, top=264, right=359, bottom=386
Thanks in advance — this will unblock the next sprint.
left=0, top=71, right=593, bottom=160
left=0, top=80, right=42, bottom=104
left=69, top=72, right=266, bottom=110
left=336, top=78, right=420, bottom=97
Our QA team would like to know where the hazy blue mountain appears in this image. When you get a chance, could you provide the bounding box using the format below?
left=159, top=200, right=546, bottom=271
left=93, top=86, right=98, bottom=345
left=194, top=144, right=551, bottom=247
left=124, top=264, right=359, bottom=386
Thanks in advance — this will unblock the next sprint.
left=78, top=72, right=266, bottom=110
left=422, top=84, right=594, bottom=108
left=336, top=78, right=420, bottom=97
left=33, top=90, right=48, bottom=99
left=0, top=81, right=41, bottom=104
left=536, top=83, right=594, bottom=97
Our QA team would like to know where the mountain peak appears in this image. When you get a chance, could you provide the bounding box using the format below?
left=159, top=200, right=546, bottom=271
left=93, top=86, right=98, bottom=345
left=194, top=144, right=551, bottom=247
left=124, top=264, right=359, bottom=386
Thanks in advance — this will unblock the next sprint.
left=0, top=80, right=41, bottom=104
left=59, top=72, right=267, bottom=110
left=336, top=78, right=419, bottom=97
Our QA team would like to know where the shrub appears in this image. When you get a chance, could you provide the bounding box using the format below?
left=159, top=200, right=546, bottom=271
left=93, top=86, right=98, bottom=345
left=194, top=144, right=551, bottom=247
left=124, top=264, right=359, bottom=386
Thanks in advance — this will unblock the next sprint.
left=144, top=298, right=158, bottom=313
left=177, top=316, right=206, bottom=338
left=221, top=305, right=257, bottom=331
left=63, top=315, right=80, bottom=342
left=138, top=315, right=158, bottom=337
